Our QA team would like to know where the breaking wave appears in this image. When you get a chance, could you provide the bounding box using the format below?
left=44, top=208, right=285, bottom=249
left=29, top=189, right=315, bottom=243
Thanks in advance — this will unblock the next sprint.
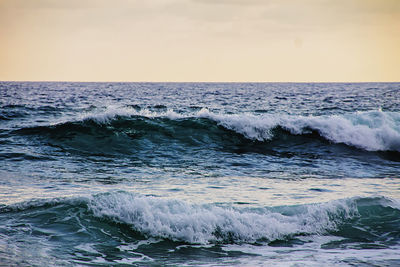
left=88, top=192, right=358, bottom=244
left=1, top=192, right=399, bottom=245
left=12, top=107, right=400, bottom=153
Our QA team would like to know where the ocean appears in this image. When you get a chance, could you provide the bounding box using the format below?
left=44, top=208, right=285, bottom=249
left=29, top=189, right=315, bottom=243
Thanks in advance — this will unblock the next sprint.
left=0, top=82, right=399, bottom=266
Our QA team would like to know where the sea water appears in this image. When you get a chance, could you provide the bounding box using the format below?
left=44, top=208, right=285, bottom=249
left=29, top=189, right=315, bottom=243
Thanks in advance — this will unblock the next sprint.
left=0, top=82, right=399, bottom=266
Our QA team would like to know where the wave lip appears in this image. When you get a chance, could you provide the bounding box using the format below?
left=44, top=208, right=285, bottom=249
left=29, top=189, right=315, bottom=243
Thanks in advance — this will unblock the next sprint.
left=68, top=105, right=184, bottom=125
left=280, top=111, right=400, bottom=152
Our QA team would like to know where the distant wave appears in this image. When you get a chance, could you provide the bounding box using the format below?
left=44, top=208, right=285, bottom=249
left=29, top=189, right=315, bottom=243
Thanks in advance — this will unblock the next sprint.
left=12, top=107, right=400, bottom=153
left=1, top=192, right=399, bottom=245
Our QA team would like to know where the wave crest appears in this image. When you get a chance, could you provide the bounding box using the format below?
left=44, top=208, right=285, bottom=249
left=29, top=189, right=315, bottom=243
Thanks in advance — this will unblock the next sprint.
left=198, top=109, right=400, bottom=152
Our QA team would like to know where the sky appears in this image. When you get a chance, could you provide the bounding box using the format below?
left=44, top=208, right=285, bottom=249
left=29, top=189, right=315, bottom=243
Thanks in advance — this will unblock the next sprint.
left=0, top=0, right=399, bottom=82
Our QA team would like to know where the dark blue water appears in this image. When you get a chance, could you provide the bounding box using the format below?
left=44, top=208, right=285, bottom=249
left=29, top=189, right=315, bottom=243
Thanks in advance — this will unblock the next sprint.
left=1, top=82, right=400, bottom=266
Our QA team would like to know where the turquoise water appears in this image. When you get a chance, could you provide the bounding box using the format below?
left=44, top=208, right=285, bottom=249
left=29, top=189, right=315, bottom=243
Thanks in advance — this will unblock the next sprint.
left=1, top=82, right=399, bottom=266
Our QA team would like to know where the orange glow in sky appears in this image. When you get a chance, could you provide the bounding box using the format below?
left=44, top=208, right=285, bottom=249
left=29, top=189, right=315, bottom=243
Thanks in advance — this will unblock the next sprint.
left=1, top=0, right=399, bottom=82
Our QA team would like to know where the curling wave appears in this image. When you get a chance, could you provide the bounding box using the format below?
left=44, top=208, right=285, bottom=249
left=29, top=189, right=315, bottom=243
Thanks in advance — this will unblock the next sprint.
left=10, top=107, right=400, bottom=153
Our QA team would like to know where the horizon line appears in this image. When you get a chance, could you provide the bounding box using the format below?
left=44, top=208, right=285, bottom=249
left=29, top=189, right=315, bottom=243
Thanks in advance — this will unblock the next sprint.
left=1, top=80, right=399, bottom=84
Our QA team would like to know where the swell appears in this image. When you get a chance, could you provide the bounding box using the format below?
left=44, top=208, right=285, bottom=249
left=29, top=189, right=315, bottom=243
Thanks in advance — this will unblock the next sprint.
left=1, top=193, right=399, bottom=245
left=10, top=108, right=400, bottom=155
left=0, top=104, right=62, bottom=121
left=11, top=115, right=230, bottom=157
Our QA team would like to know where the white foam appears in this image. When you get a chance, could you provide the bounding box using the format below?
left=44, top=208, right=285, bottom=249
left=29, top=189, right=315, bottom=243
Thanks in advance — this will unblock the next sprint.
left=197, top=109, right=400, bottom=152
left=88, top=192, right=359, bottom=244
left=280, top=111, right=400, bottom=152
left=197, top=108, right=278, bottom=140
left=77, top=106, right=185, bottom=124
left=50, top=105, right=185, bottom=126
